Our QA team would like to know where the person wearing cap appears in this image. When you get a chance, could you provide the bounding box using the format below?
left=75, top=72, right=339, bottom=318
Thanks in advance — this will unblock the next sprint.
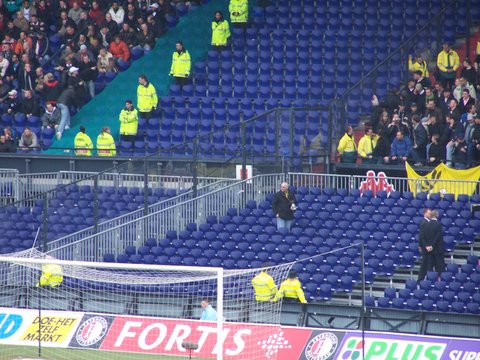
left=74, top=126, right=93, bottom=156
left=42, top=73, right=62, bottom=104
left=229, top=0, right=248, bottom=29
left=5, top=89, right=20, bottom=115
left=211, top=11, right=230, bottom=51
left=169, top=41, right=191, bottom=86
left=119, top=99, right=138, bottom=143
left=252, top=266, right=278, bottom=302
left=137, top=74, right=157, bottom=124
left=96, top=127, right=116, bottom=156
left=436, top=42, right=459, bottom=90
left=272, top=271, right=307, bottom=304
left=408, top=53, right=429, bottom=78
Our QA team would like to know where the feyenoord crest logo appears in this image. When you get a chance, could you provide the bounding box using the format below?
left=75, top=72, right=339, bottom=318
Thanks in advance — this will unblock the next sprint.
left=76, top=316, right=109, bottom=347
left=304, top=332, right=338, bottom=360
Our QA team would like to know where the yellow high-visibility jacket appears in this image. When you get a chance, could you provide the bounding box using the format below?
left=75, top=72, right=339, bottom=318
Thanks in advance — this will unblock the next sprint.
left=252, top=271, right=278, bottom=301
left=408, top=58, right=429, bottom=77
left=212, top=19, right=230, bottom=46
left=38, top=264, right=63, bottom=288
left=229, top=0, right=248, bottom=23
left=358, top=134, right=379, bottom=158
left=437, top=49, right=459, bottom=73
left=273, top=278, right=307, bottom=303
left=170, top=50, right=191, bottom=78
left=337, top=133, right=357, bottom=154
left=137, top=83, right=158, bottom=112
left=96, top=132, right=116, bottom=156
left=119, top=107, right=139, bottom=136
left=74, top=132, right=93, bottom=156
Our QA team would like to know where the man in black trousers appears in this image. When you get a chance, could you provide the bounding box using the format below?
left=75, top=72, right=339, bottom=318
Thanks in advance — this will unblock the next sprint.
left=426, top=210, right=446, bottom=274
left=417, top=208, right=432, bottom=282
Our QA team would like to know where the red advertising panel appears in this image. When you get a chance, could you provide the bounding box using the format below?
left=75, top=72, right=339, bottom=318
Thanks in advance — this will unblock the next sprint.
left=100, top=316, right=313, bottom=359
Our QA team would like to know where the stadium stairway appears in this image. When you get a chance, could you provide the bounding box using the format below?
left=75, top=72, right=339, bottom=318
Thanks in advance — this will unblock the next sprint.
left=45, top=0, right=229, bottom=155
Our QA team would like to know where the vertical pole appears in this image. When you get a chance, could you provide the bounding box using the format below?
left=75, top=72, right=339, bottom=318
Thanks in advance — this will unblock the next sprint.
left=38, top=286, right=42, bottom=357
left=466, top=0, right=471, bottom=59
left=192, top=137, right=198, bottom=199
left=327, top=103, right=334, bottom=175
left=274, top=108, right=280, bottom=168
left=144, top=156, right=149, bottom=217
left=216, top=268, right=224, bottom=360
left=240, top=113, right=247, bottom=207
left=360, top=242, right=366, bottom=360
left=42, top=193, right=48, bottom=252
left=289, top=109, right=294, bottom=172
left=93, top=175, right=99, bottom=234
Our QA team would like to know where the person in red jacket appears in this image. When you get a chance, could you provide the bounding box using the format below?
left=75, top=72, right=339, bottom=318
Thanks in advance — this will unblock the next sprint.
left=109, top=35, right=130, bottom=62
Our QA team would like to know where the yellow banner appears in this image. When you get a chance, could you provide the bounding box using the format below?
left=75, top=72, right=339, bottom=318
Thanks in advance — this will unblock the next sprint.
left=405, top=162, right=480, bottom=199
left=21, top=315, right=79, bottom=344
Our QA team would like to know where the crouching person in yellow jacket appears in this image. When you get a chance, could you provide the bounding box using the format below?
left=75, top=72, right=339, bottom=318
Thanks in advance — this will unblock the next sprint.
left=272, top=271, right=307, bottom=304
left=37, top=256, right=63, bottom=288
left=74, top=126, right=93, bottom=156
left=96, top=127, right=116, bottom=156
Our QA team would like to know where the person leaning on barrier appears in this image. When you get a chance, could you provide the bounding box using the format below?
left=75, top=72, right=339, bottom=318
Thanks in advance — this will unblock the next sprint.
left=272, top=271, right=307, bottom=304
left=96, top=126, right=116, bottom=156
left=74, top=125, right=93, bottom=156
left=252, top=265, right=278, bottom=302
left=36, top=255, right=63, bottom=288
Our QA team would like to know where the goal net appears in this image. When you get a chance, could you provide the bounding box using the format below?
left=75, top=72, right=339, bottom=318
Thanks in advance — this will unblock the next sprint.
left=0, top=249, right=293, bottom=360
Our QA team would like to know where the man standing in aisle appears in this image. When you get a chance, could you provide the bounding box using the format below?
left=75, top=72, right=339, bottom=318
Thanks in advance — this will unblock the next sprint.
left=229, top=0, right=248, bottom=29
left=200, top=298, right=217, bottom=321
left=119, top=99, right=138, bottom=144
left=211, top=11, right=230, bottom=51
left=436, top=42, right=459, bottom=90
left=169, top=41, right=191, bottom=87
left=252, top=265, right=278, bottom=302
left=272, top=271, right=307, bottom=304
left=137, top=74, right=157, bottom=128
left=417, top=208, right=431, bottom=282
left=272, top=182, right=296, bottom=231
left=426, top=210, right=446, bottom=274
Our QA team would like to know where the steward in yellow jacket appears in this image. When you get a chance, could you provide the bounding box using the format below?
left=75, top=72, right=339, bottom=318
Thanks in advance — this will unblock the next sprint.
left=437, top=43, right=459, bottom=88
left=272, top=271, right=307, bottom=304
left=252, top=268, right=278, bottom=301
left=408, top=54, right=429, bottom=77
left=170, top=41, right=191, bottom=86
left=211, top=11, right=230, bottom=48
left=74, top=126, right=93, bottom=156
left=137, top=75, right=158, bottom=115
left=119, top=100, right=139, bottom=140
left=229, top=0, right=248, bottom=25
left=337, top=126, right=357, bottom=163
left=96, top=127, right=116, bottom=156
left=358, top=128, right=379, bottom=164
left=37, top=256, right=63, bottom=288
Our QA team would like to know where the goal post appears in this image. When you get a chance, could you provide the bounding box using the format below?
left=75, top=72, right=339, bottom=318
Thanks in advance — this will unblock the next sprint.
left=0, top=249, right=292, bottom=360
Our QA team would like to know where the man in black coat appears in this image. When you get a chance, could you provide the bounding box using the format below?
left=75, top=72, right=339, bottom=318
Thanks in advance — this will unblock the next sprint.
left=417, top=208, right=431, bottom=282
left=272, top=182, right=296, bottom=231
left=425, top=210, right=446, bottom=274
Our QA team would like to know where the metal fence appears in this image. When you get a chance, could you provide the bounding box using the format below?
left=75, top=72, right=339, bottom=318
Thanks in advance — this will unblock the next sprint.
left=47, top=171, right=480, bottom=262
left=45, top=177, right=238, bottom=253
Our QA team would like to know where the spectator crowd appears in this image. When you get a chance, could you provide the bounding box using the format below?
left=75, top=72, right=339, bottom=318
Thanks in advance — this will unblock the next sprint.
left=0, top=0, right=200, bottom=153
left=338, top=41, right=480, bottom=169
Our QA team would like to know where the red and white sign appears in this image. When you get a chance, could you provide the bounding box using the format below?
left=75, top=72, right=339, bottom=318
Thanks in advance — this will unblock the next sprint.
left=100, top=317, right=311, bottom=358
left=359, top=170, right=395, bottom=197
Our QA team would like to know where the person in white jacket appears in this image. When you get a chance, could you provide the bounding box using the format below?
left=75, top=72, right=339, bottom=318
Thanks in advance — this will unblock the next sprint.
left=108, top=1, right=125, bottom=25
